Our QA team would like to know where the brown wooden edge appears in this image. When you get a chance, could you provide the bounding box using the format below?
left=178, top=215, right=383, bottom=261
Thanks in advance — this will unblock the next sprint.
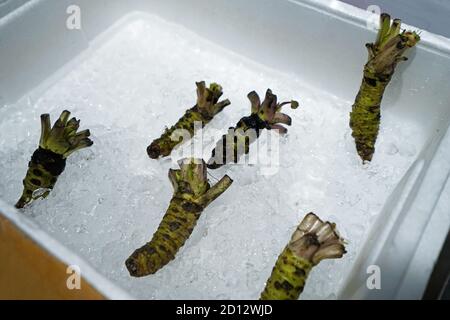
left=0, top=213, right=105, bottom=299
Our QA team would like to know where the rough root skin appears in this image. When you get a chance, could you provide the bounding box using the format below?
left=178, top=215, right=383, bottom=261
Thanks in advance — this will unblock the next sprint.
left=15, top=111, right=93, bottom=209
left=207, top=89, right=298, bottom=169
left=125, top=158, right=233, bottom=277
left=260, top=247, right=312, bottom=300
left=350, top=13, right=420, bottom=162
left=260, top=212, right=346, bottom=300
left=147, top=81, right=230, bottom=159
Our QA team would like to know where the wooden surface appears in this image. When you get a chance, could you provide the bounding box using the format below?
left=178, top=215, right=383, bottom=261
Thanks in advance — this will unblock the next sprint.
left=0, top=214, right=105, bottom=300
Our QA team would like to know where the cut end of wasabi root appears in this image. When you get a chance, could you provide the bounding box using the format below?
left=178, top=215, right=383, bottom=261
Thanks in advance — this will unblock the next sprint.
left=195, top=81, right=231, bottom=118
left=288, top=212, right=346, bottom=265
left=251, top=89, right=299, bottom=133
left=260, top=212, right=346, bottom=300
left=39, top=110, right=93, bottom=158
left=366, top=13, right=420, bottom=76
left=15, top=110, right=93, bottom=209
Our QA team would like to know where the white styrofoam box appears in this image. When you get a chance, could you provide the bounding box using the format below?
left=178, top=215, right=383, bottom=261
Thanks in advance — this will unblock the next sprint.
left=0, top=0, right=30, bottom=19
left=341, top=0, right=450, bottom=39
left=0, top=0, right=449, bottom=299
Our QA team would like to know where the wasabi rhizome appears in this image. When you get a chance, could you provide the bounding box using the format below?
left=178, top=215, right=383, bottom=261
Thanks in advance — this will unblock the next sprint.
left=16, top=110, right=93, bottom=208
left=207, top=89, right=298, bottom=169
left=350, top=13, right=420, bottom=162
left=147, top=81, right=230, bottom=159
left=126, top=158, right=233, bottom=277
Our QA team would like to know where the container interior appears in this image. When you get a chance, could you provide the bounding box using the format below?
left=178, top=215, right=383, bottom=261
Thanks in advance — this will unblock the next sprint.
left=1, top=0, right=450, bottom=299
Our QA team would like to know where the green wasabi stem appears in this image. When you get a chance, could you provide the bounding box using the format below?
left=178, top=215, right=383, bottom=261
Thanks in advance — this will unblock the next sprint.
left=147, top=81, right=231, bottom=159
left=260, top=212, right=346, bottom=300
left=125, top=158, right=233, bottom=277
left=15, top=110, right=93, bottom=209
left=350, top=13, right=420, bottom=162
left=207, top=89, right=299, bottom=169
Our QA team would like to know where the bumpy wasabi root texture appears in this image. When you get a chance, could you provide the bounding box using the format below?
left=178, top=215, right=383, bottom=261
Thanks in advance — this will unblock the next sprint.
left=260, top=213, right=346, bottom=300
left=350, top=13, right=420, bottom=162
left=15, top=110, right=93, bottom=209
left=147, top=81, right=230, bottom=159
left=125, top=158, right=233, bottom=277
left=207, top=89, right=298, bottom=169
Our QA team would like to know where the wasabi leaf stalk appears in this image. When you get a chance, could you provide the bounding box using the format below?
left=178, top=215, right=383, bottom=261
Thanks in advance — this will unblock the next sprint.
left=15, top=110, right=93, bottom=208
left=147, top=81, right=230, bottom=159
left=260, top=212, right=346, bottom=300
left=207, top=89, right=298, bottom=169
left=125, top=158, right=233, bottom=277
left=350, top=13, right=420, bottom=162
